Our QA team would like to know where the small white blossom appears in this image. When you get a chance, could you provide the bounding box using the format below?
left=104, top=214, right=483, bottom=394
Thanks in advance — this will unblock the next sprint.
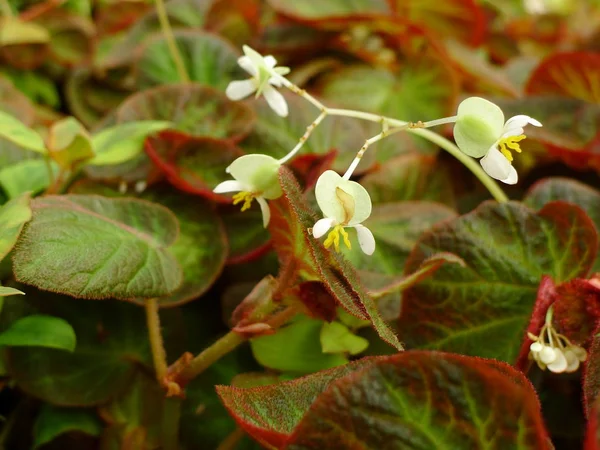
left=453, top=97, right=542, bottom=185
left=528, top=323, right=587, bottom=374
left=311, top=170, right=375, bottom=255
left=226, top=45, right=290, bottom=117
left=213, top=154, right=282, bottom=227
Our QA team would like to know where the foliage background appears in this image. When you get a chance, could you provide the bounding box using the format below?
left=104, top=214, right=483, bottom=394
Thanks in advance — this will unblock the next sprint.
left=1, top=0, right=600, bottom=449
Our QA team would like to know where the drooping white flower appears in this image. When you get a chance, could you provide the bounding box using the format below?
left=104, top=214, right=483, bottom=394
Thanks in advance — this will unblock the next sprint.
left=213, top=154, right=282, bottom=227
left=528, top=323, right=587, bottom=374
left=311, top=170, right=375, bottom=255
left=225, top=45, right=290, bottom=117
left=453, top=97, right=542, bottom=185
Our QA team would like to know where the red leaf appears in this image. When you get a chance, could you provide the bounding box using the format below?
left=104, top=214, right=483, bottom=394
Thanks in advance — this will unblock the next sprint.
left=514, top=276, right=557, bottom=372
left=526, top=52, right=600, bottom=104
left=554, top=278, right=600, bottom=345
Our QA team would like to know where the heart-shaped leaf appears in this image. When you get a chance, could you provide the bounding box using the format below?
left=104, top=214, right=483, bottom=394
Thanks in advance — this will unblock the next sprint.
left=116, top=84, right=255, bottom=142
left=285, top=352, right=549, bottom=449
left=399, top=201, right=597, bottom=362
left=13, top=195, right=182, bottom=300
left=0, top=159, right=60, bottom=199
left=0, top=315, right=76, bottom=351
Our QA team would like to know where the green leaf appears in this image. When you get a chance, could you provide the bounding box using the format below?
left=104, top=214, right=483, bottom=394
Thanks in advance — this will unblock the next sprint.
left=116, top=84, right=255, bottom=141
left=360, top=153, right=455, bottom=207
left=90, top=120, right=171, bottom=166
left=0, top=315, right=76, bottom=351
left=399, top=201, right=597, bottom=362
left=216, top=357, right=377, bottom=448
left=250, top=316, right=348, bottom=375
left=0, top=191, right=31, bottom=261
left=5, top=294, right=151, bottom=405
left=133, top=191, right=228, bottom=307
left=0, top=17, right=50, bottom=46
left=320, top=321, right=369, bottom=355
left=136, top=30, right=242, bottom=89
left=265, top=0, right=390, bottom=18
left=0, top=159, right=60, bottom=199
left=285, top=352, right=549, bottom=449
left=321, top=61, right=456, bottom=123
left=46, top=117, right=94, bottom=170
left=13, top=195, right=183, bottom=300
left=33, top=405, right=101, bottom=449
left=525, top=177, right=600, bottom=271
left=0, top=110, right=46, bottom=154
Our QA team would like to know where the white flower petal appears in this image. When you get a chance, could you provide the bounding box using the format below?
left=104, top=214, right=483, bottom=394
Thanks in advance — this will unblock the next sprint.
left=564, top=349, right=580, bottom=373
left=312, top=217, right=335, bottom=238
left=480, top=146, right=512, bottom=181
left=454, top=97, right=505, bottom=158
left=573, top=345, right=587, bottom=361
left=226, top=79, right=257, bottom=101
left=501, top=126, right=524, bottom=139
left=263, top=55, right=277, bottom=68
left=530, top=341, right=543, bottom=352
left=237, top=55, right=257, bottom=77
left=547, top=349, right=568, bottom=373
left=243, top=45, right=265, bottom=72
left=315, top=170, right=346, bottom=224
left=256, top=196, right=271, bottom=228
left=501, top=165, right=518, bottom=185
left=226, top=154, right=281, bottom=198
left=262, top=86, right=288, bottom=117
left=213, top=180, right=246, bottom=194
left=337, top=179, right=372, bottom=226
left=268, top=76, right=284, bottom=88
left=504, top=114, right=542, bottom=131
left=353, top=224, right=376, bottom=255
left=539, top=346, right=557, bottom=364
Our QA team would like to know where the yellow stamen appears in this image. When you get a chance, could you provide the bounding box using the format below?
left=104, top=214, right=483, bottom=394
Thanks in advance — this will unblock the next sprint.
left=498, top=135, right=526, bottom=163
left=232, top=191, right=255, bottom=212
left=323, top=225, right=352, bottom=253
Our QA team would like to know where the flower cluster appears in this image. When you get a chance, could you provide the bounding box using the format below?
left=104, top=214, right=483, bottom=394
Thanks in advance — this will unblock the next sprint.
left=528, top=323, right=587, bottom=373
left=215, top=46, right=543, bottom=257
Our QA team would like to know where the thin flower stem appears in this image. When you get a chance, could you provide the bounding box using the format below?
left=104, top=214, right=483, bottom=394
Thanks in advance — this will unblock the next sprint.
left=280, top=80, right=508, bottom=203
left=145, top=298, right=169, bottom=381
left=343, top=123, right=411, bottom=179
left=162, top=398, right=181, bottom=450
left=279, top=111, right=328, bottom=164
left=177, top=305, right=297, bottom=382
left=154, top=0, right=189, bottom=83
left=410, top=129, right=509, bottom=203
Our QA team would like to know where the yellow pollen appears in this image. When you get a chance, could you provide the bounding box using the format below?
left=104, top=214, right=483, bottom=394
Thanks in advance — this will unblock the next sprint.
left=232, top=191, right=255, bottom=212
left=323, top=225, right=352, bottom=253
left=498, top=135, right=526, bottom=163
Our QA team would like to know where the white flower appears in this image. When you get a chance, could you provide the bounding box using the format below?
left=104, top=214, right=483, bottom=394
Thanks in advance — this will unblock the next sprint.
left=453, top=97, right=542, bottom=185
left=213, top=154, right=282, bottom=227
left=225, top=45, right=290, bottom=117
left=311, top=170, right=375, bottom=255
left=528, top=325, right=586, bottom=374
